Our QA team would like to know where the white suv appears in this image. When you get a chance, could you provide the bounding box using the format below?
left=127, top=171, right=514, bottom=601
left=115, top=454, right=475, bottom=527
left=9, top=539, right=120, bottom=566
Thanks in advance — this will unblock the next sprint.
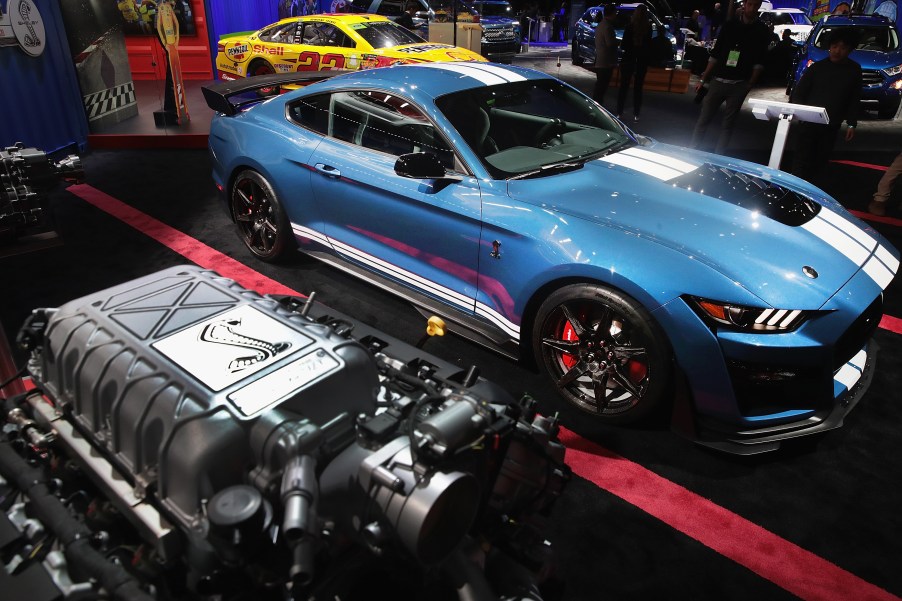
left=759, top=8, right=813, bottom=43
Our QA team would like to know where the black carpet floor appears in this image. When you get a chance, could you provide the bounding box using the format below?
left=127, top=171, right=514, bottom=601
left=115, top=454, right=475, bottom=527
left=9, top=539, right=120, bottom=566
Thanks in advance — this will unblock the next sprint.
left=2, top=79, right=902, bottom=600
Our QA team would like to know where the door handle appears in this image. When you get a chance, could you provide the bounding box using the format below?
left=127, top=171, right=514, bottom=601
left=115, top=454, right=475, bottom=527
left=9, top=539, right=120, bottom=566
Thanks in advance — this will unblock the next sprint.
left=314, top=163, right=341, bottom=178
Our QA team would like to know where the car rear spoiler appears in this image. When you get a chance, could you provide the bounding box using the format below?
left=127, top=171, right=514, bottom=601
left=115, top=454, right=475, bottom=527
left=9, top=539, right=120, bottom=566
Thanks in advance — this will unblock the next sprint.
left=202, top=71, right=353, bottom=116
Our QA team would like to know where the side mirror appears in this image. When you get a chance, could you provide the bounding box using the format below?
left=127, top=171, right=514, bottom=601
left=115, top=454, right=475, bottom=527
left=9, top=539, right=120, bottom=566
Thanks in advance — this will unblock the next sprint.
left=395, top=152, right=447, bottom=179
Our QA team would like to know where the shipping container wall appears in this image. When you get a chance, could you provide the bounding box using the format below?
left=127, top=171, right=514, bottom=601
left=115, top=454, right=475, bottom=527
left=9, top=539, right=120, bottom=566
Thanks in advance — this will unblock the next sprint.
left=0, top=0, right=88, bottom=154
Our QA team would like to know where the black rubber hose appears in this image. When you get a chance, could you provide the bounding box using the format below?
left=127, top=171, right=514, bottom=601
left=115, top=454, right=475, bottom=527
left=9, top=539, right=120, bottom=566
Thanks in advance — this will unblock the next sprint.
left=0, top=441, right=156, bottom=601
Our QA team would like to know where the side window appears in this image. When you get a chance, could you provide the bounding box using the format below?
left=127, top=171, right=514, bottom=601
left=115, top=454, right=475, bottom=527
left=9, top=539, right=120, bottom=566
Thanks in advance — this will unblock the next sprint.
left=325, top=91, right=456, bottom=169
left=301, top=22, right=355, bottom=47
left=288, top=93, right=331, bottom=135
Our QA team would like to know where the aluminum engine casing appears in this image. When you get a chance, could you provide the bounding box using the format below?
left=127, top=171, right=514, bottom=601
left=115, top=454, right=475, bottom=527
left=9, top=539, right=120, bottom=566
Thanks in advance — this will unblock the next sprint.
left=30, top=266, right=379, bottom=531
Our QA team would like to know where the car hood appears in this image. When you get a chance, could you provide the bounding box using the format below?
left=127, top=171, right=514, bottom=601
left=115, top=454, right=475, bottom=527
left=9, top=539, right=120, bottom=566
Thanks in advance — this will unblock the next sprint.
left=852, top=49, right=902, bottom=70
left=507, top=144, right=896, bottom=308
left=808, top=48, right=902, bottom=70
left=384, top=43, right=486, bottom=62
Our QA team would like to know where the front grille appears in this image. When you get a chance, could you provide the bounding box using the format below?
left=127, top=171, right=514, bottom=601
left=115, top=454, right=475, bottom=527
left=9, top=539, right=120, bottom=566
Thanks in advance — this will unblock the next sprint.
left=833, top=294, right=882, bottom=370
left=727, top=360, right=831, bottom=416
left=483, top=26, right=516, bottom=43
left=862, top=70, right=884, bottom=87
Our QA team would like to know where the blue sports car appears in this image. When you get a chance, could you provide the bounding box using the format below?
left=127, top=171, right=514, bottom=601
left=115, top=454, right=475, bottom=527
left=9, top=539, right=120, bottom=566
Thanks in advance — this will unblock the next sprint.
left=203, top=63, right=899, bottom=454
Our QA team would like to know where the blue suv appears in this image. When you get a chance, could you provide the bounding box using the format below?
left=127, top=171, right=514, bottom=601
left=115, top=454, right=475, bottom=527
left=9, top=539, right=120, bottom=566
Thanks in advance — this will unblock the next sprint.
left=789, top=14, right=902, bottom=119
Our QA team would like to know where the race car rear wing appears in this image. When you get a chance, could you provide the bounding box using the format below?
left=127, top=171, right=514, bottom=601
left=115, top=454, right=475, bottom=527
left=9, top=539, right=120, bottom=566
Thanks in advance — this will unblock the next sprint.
left=202, top=71, right=353, bottom=116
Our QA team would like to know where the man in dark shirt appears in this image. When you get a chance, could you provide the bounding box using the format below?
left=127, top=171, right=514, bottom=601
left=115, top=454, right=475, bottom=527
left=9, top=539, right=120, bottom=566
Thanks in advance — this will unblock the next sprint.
left=396, top=3, right=418, bottom=31
left=790, top=28, right=861, bottom=182
left=690, top=0, right=771, bottom=154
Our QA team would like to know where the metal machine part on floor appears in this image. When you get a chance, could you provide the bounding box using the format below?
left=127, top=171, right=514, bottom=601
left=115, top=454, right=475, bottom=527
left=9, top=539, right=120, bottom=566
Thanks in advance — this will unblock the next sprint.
left=0, top=265, right=570, bottom=601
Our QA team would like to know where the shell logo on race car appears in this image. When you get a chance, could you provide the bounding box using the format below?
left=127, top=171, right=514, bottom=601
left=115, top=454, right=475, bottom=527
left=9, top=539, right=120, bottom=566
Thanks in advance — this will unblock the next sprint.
left=225, top=41, right=250, bottom=63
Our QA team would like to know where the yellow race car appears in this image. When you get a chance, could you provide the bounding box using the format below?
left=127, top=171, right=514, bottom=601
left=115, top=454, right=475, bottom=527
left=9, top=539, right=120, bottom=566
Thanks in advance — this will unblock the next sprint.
left=215, top=13, right=485, bottom=85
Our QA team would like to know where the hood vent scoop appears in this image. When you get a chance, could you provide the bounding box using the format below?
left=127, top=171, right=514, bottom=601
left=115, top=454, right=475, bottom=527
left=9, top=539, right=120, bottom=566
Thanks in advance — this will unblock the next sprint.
left=669, top=163, right=820, bottom=226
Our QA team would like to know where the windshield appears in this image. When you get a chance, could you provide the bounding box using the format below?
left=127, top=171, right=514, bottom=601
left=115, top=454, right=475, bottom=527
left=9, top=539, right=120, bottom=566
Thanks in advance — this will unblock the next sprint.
left=813, top=25, right=899, bottom=51
left=436, top=79, right=632, bottom=179
left=761, top=11, right=812, bottom=26
left=474, top=2, right=513, bottom=17
left=355, top=20, right=425, bottom=48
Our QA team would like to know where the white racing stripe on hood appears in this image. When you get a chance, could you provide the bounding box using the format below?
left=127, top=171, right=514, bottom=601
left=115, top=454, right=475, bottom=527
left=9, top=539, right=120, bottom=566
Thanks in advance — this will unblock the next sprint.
left=802, top=207, right=898, bottom=290
left=620, top=147, right=700, bottom=173
left=834, top=349, right=866, bottom=392
left=461, top=62, right=527, bottom=82
left=597, top=148, right=698, bottom=181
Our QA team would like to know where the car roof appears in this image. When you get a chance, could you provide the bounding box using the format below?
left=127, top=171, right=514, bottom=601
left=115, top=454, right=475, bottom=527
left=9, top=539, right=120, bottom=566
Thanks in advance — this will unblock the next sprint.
left=267, top=13, right=391, bottom=27
left=816, top=14, right=894, bottom=27
left=307, top=62, right=551, bottom=100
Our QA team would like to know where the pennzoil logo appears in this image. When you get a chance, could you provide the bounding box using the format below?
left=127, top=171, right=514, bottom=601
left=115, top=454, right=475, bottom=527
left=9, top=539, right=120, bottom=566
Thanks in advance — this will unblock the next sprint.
left=226, top=42, right=249, bottom=61
left=199, top=318, right=291, bottom=373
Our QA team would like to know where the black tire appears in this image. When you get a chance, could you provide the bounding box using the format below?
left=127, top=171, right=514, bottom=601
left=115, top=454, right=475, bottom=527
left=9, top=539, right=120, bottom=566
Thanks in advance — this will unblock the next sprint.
left=571, top=40, right=584, bottom=66
left=533, top=283, right=672, bottom=425
left=248, top=59, right=278, bottom=96
left=230, top=170, right=292, bottom=262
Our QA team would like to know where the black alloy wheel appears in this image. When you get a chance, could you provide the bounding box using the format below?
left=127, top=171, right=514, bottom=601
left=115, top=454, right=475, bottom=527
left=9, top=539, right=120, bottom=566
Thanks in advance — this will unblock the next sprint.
left=230, top=170, right=291, bottom=262
left=534, top=283, right=672, bottom=424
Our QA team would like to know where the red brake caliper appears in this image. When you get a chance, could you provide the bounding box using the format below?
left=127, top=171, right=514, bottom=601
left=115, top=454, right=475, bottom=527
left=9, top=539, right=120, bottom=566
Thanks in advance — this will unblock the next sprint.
left=561, top=321, right=648, bottom=383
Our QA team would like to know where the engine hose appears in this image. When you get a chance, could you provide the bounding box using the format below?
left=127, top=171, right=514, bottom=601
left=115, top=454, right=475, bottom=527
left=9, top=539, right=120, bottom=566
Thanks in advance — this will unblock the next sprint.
left=0, top=441, right=156, bottom=601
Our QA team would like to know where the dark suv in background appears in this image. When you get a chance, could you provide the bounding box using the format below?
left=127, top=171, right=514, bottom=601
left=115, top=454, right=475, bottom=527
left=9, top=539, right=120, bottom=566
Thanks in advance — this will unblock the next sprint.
left=571, top=2, right=678, bottom=67
left=347, top=0, right=520, bottom=63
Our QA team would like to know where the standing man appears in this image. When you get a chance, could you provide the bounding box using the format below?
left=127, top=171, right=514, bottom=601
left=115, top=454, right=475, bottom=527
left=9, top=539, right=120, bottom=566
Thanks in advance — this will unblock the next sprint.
left=396, top=2, right=418, bottom=31
left=593, top=4, right=618, bottom=108
left=690, top=0, right=770, bottom=154
left=790, top=28, right=861, bottom=183
left=869, top=151, right=902, bottom=215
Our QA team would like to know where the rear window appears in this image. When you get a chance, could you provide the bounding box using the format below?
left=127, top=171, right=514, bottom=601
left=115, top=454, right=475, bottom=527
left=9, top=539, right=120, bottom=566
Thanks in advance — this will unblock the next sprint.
left=813, top=25, right=899, bottom=51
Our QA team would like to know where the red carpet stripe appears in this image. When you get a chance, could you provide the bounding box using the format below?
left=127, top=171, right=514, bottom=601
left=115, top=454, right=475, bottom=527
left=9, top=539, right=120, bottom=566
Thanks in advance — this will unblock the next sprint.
left=69, top=184, right=902, bottom=599
left=881, top=313, right=902, bottom=335
left=560, top=428, right=901, bottom=601
left=850, top=209, right=902, bottom=228
left=830, top=159, right=889, bottom=172
left=67, top=184, right=301, bottom=298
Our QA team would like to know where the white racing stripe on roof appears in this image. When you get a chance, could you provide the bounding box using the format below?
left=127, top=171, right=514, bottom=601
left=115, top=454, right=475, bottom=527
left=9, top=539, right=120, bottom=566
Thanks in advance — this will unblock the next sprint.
left=598, top=152, right=685, bottom=181
left=620, top=147, right=699, bottom=174
left=461, top=63, right=527, bottom=82
left=415, top=62, right=508, bottom=85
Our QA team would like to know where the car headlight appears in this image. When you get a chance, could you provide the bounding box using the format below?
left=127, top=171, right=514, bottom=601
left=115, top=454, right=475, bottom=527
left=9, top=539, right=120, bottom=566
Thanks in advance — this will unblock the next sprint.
left=686, top=296, right=808, bottom=332
left=883, top=64, right=902, bottom=77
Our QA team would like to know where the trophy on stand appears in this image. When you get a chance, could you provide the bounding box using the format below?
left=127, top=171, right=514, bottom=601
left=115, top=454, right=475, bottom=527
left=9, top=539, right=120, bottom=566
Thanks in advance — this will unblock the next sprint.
left=154, top=0, right=189, bottom=126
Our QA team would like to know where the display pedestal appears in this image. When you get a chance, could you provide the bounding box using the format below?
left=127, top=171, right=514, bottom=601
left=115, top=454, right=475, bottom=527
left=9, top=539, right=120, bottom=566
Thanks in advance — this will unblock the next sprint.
left=429, top=22, right=482, bottom=55
left=748, top=99, right=829, bottom=170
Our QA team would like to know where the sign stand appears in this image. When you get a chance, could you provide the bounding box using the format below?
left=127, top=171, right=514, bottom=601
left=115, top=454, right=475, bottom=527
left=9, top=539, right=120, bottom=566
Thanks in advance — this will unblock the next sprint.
left=747, top=98, right=828, bottom=170
left=154, top=0, right=189, bottom=126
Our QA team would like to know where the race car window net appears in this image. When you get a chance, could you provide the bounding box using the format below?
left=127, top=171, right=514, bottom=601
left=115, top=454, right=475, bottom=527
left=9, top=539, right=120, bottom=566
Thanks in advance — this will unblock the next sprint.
left=356, top=20, right=425, bottom=47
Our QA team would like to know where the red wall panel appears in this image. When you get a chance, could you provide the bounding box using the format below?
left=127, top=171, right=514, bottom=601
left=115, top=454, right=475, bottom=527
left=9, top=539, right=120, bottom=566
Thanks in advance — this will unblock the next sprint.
left=125, top=0, right=212, bottom=81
